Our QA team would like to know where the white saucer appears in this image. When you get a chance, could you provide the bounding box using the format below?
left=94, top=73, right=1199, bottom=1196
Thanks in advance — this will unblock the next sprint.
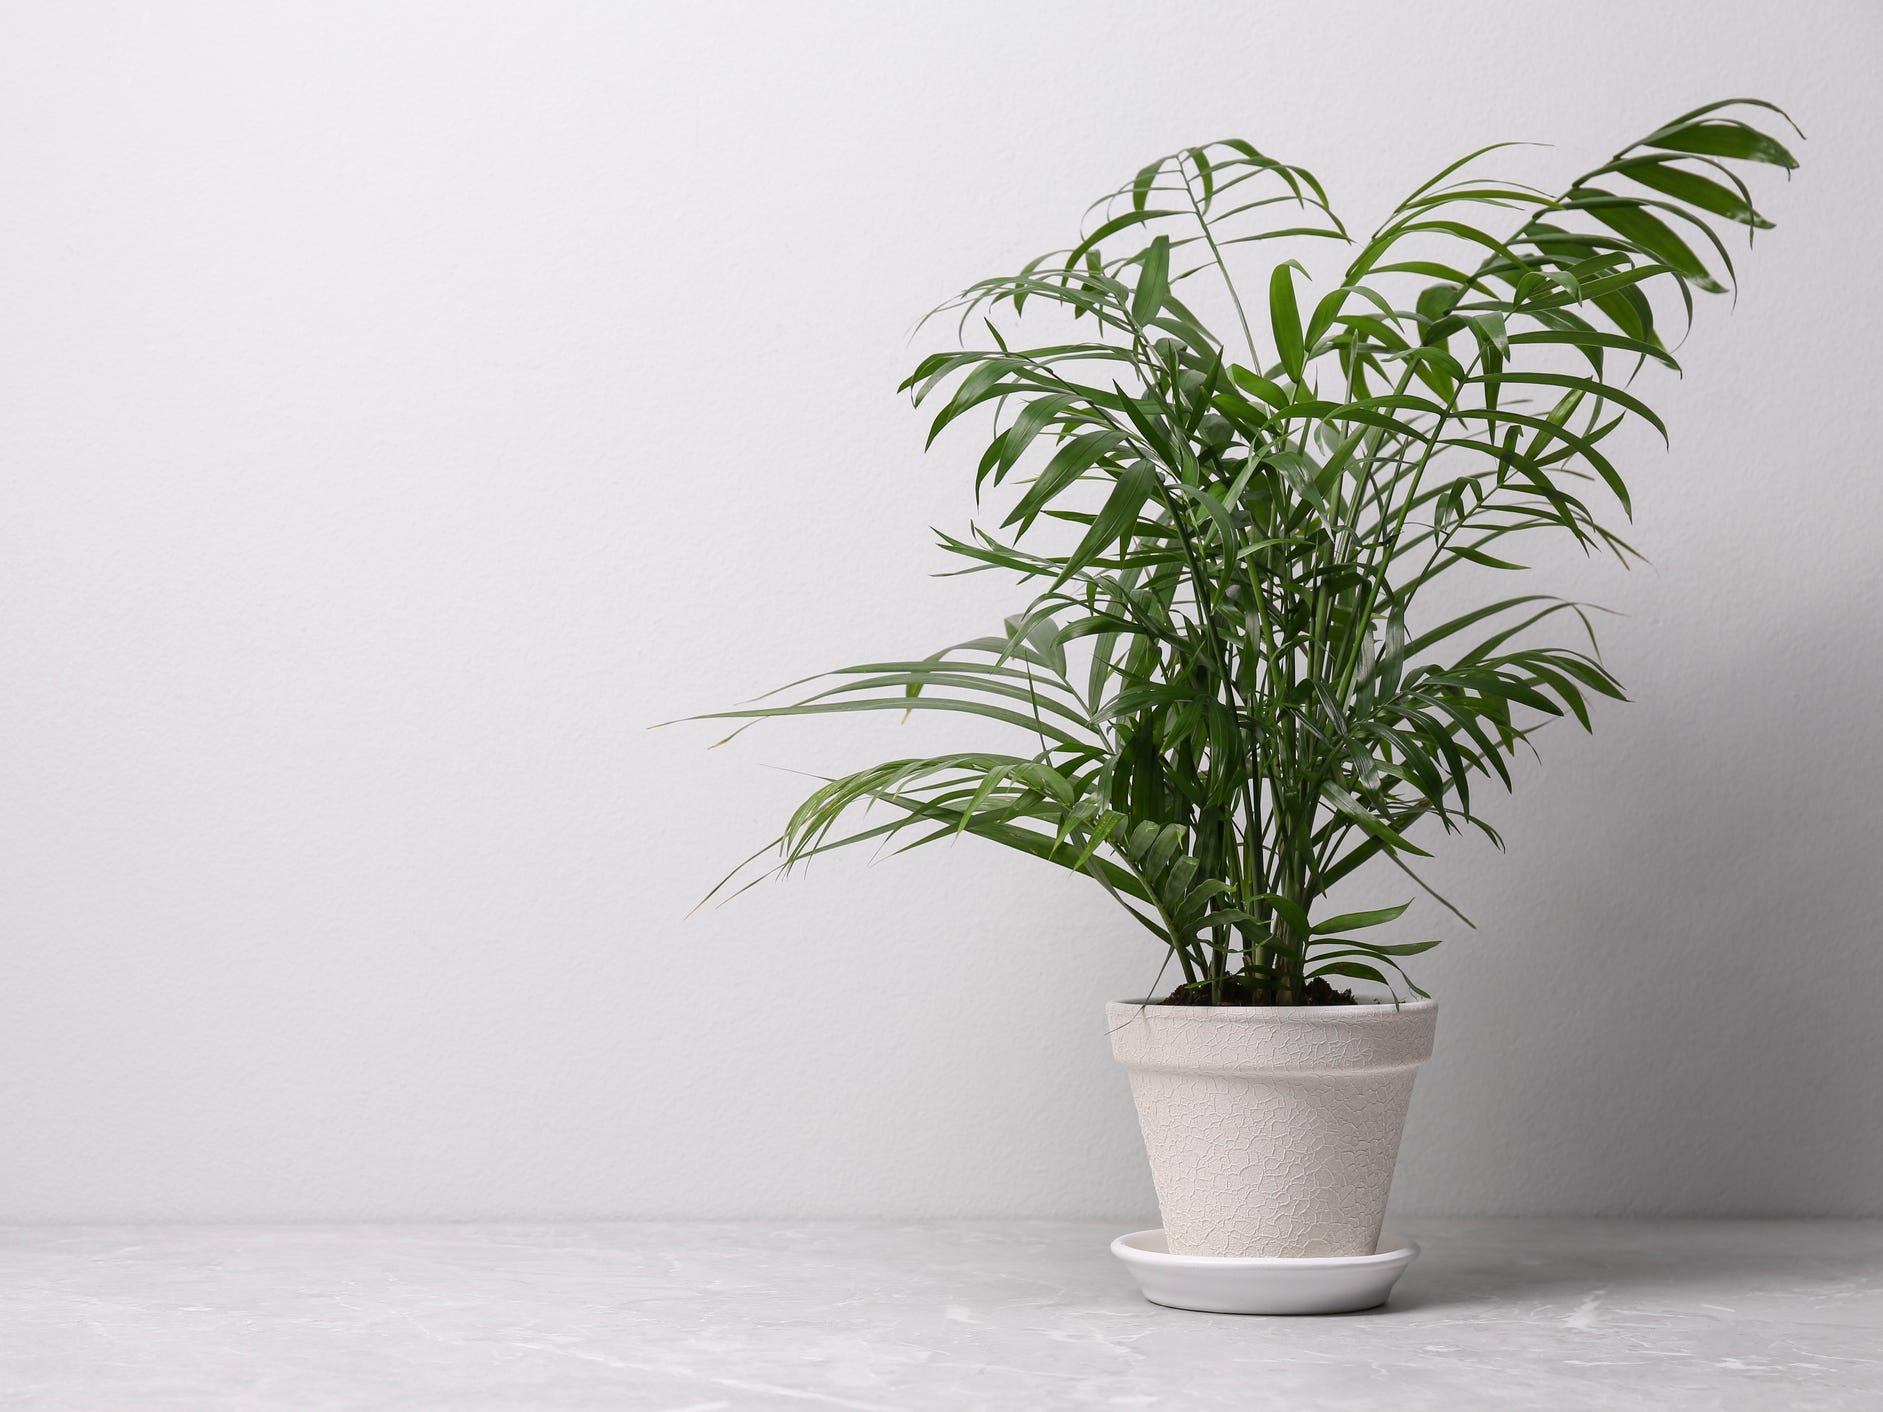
left=1111, top=1229, right=1419, bottom=1315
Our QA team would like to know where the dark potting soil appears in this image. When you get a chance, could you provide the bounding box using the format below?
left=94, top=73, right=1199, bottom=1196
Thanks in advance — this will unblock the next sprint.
left=1157, top=974, right=1359, bottom=1007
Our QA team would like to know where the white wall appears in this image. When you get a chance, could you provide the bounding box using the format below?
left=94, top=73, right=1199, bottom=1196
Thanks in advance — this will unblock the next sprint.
left=3, top=0, right=1879, bottom=1222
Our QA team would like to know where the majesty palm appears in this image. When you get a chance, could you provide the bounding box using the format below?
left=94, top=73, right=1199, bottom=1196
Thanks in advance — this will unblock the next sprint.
left=685, top=100, right=1798, bottom=1004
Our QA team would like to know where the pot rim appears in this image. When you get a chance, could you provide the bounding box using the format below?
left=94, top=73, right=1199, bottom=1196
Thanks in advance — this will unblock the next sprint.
left=1108, top=997, right=1436, bottom=1018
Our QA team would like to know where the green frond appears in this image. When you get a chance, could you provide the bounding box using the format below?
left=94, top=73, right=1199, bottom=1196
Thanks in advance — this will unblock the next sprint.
left=683, top=101, right=1800, bottom=1004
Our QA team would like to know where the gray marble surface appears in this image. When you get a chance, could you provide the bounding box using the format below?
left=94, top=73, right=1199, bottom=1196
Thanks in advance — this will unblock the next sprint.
left=0, top=1219, right=1878, bottom=1410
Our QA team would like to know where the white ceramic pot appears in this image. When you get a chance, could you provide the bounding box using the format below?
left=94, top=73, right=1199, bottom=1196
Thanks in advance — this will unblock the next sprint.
left=1107, top=998, right=1437, bottom=1258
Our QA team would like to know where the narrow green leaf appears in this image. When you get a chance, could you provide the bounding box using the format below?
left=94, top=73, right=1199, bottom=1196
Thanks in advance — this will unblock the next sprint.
left=1131, top=158, right=1162, bottom=213
left=1575, top=190, right=1727, bottom=293
left=1068, top=209, right=1180, bottom=267
left=1314, top=938, right=1443, bottom=957
left=1612, top=158, right=1772, bottom=228
left=1269, top=261, right=1306, bottom=381
left=1056, top=462, right=1158, bottom=585
left=1449, top=543, right=1527, bottom=571
left=1260, top=893, right=1313, bottom=941
left=1323, top=783, right=1432, bottom=857
left=1132, top=236, right=1170, bottom=325
left=1645, top=120, right=1798, bottom=169
left=1312, top=902, right=1412, bottom=934
left=1308, top=960, right=1392, bottom=988
left=1228, top=364, right=1290, bottom=409
left=1003, top=429, right=1122, bottom=531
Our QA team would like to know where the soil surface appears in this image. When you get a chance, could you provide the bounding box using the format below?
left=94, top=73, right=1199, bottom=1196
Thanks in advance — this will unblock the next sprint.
left=1158, top=974, right=1358, bottom=1007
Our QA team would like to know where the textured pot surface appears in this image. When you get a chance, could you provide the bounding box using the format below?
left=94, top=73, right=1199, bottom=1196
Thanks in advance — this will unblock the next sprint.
left=1107, top=999, right=1437, bottom=1258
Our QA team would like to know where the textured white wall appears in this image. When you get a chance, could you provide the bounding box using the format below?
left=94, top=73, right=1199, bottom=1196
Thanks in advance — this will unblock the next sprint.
left=3, top=0, right=1879, bottom=1222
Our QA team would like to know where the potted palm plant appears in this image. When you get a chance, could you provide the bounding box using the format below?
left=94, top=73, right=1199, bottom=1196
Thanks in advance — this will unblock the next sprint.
left=681, top=100, right=1798, bottom=1309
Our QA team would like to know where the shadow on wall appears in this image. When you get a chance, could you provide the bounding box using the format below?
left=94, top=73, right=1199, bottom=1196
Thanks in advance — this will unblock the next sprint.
left=1392, top=596, right=1883, bottom=1218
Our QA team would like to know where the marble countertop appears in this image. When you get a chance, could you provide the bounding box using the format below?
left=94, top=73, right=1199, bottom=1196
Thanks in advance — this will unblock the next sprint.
left=1, top=1218, right=1877, bottom=1410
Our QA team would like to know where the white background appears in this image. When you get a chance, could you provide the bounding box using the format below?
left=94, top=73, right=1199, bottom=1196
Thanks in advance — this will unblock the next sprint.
left=3, top=0, right=1879, bottom=1222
